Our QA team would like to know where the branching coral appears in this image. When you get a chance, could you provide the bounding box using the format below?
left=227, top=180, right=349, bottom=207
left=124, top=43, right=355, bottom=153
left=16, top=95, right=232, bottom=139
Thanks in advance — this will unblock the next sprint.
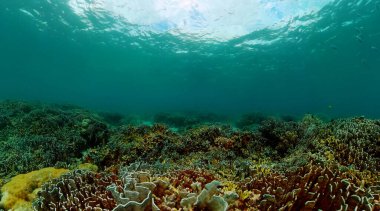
left=0, top=101, right=110, bottom=178
left=243, top=163, right=380, bottom=210
left=313, top=117, right=380, bottom=171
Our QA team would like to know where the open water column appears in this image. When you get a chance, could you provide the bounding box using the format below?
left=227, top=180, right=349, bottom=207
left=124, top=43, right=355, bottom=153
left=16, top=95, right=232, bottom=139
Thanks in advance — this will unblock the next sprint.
left=0, top=0, right=379, bottom=210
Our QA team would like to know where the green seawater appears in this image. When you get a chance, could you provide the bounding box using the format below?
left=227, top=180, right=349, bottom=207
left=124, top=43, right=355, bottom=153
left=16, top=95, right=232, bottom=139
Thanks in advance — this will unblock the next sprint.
left=0, top=0, right=380, bottom=118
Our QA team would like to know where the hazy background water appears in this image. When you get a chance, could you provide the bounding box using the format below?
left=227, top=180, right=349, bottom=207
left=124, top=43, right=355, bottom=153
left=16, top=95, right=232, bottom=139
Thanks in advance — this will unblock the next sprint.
left=0, top=0, right=379, bottom=118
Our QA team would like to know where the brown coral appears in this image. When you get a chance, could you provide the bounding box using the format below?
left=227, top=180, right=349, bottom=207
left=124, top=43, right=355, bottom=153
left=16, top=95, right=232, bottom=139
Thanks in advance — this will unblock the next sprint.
left=243, top=163, right=380, bottom=211
left=316, top=117, right=380, bottom=171
left=151, top=169, right=220, bottom=210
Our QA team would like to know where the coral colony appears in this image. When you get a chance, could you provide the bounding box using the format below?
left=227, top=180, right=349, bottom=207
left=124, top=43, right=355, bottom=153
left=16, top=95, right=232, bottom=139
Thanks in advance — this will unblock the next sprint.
left=0, top=101, right=379, bottom=210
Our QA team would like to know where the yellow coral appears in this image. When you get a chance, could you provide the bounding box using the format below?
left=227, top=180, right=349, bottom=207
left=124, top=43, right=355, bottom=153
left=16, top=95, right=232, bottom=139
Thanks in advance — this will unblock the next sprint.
left=324, top=151, right=335, bottom=162
left=0, top=167, right=68, bottom=210
left=77, top=163, right=98, bottom=172
left=249, top=163, right=272, bottom=176
left=222, top=181, right=238, bottom=192
left=320, top=136, right=338, bottom=145
left=239, top=190, right=253, bottom=200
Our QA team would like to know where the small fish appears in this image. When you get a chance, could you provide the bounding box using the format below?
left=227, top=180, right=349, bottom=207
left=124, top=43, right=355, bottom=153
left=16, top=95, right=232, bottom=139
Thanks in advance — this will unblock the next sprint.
left=356, top=35, right=363, bottom=43
left=330, top=45, right=338, bottom=50
left=324, top=35, right=337, bottom=43
left=371, top=46, right=379, bottom=51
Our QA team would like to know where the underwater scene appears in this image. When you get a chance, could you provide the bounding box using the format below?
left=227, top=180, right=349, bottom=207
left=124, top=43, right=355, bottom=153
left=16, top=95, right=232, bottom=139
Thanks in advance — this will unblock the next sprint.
left=0, top=0, right=379, bottom=210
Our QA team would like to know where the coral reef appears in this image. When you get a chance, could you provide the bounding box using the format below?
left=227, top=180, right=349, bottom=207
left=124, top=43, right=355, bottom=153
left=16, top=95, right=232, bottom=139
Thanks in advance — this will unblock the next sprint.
left=242, top=163, right=380, bottom=210
left=154, top=112, right=200, bottom=128
left=107, top=170, right=159, bottom=210
left=0, top=101, right=379, bottom=211
left=152, top=169, right=228, bottom=210
left=33, top=170, right=120, bottom=210
left=0, top=101, right=109, bottom=178
left=153, top=112, right=226, bottom=128
left=236, top=112, right=269, bottom=129
left=315, top=117, right=380, bottom=171
left=0, top=167, right=68, bottom=210
left=85, top=124, right=182, bottom=168
left=32, top=167, right=231, bottom=211
left=180, top=180, right=228, bottom=211
left=259, top=118, right=302, bottom=156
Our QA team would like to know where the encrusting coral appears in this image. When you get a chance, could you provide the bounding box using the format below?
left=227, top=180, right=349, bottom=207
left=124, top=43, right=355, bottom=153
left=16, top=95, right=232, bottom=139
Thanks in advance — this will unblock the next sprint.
left=0, top=167, right=68, bottom=210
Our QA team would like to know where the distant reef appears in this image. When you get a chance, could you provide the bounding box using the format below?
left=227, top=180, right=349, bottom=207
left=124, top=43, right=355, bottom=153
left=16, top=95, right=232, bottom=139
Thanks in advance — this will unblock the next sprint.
left=0, top=100, right=379, bottom=210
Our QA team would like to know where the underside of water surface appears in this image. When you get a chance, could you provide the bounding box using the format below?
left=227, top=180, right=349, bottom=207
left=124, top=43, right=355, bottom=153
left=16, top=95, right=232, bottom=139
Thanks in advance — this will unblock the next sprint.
left=0, top=0, right=379, bottom=210
left=1, top=0, right=380, bottom=117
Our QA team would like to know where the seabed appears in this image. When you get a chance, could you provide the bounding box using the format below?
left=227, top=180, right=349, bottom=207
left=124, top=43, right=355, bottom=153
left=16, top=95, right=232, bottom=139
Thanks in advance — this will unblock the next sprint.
left=0, top=101, right=379, bottom=210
